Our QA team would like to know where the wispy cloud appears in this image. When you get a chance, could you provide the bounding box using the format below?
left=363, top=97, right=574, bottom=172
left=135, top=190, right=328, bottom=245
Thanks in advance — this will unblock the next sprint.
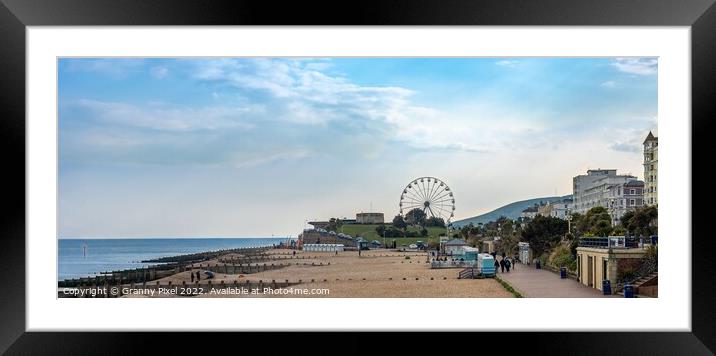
left=73, top=99, right=259, bottom=131
left=63, top=58, right=146, bottom=78
left=495, top=60, right=518, bottom=68
left=609, top=142, right=640, bottom=153
left=608, top=125, right=657, bottom=154
left=62, top=58, right=655, bottom=169
left=151, top=66, right=169, bottom=79
left=601, top=80, right=617, bottom=88
left=611, top=58, right=658, bottom=76
left=188, top=58, right=496, bottom=152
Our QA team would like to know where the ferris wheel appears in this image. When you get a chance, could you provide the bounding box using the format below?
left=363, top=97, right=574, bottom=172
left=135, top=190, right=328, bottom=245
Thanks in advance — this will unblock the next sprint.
left=399, top=177, right=455, bottom=223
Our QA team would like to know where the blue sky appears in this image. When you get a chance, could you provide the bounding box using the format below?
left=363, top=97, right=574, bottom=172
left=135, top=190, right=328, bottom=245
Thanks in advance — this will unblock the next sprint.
left=58, top=57, right=657, bottom=237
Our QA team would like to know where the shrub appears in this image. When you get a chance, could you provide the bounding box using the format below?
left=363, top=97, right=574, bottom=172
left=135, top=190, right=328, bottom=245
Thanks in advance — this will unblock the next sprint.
left=618, top=267, right=637, bottom=283
left=612, top=226, right=626, bottom=236
left=645, top=244, right=658, bottom=262
left=548, top=244, right=576, bottom=272
left=567, top=258, right=577, bottom=272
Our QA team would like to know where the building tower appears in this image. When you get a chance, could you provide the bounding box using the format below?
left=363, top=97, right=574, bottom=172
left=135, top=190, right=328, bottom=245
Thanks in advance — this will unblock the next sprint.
left=643, top=131, right=658, bottom=206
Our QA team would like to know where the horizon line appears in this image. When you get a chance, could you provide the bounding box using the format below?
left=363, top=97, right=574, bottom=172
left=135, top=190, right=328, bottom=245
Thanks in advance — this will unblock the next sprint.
left=58, top=236, right=295, bottom=240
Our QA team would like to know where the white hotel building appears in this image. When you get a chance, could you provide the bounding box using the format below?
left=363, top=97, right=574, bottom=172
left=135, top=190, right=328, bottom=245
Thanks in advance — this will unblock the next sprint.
left=572, top=169, right=644, bottom=224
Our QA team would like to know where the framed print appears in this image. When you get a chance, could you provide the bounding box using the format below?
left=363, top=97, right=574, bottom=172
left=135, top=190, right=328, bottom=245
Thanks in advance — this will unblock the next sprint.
left=2, top=0, right=715, bottom=354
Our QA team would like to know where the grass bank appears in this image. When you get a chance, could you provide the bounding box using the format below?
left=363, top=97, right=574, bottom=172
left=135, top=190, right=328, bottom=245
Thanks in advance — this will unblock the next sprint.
left=495, top=275, right=523, bottom=298
left=339, top=224, right=447, bottom=244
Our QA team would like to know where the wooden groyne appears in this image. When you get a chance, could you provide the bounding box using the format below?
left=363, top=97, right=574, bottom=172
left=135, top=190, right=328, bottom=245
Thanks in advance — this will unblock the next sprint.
left=140, top=246, right=270, bottom=263
left=59, top=263, right=182, bottom=288
left=59, top=246, right=274, bottom=287
left=207, top=261, right=329, bottom=275
left=218, top=254, right=317, bottom=264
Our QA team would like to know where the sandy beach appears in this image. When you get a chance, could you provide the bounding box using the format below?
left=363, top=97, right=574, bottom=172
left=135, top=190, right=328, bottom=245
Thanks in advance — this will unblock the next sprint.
left=122, top=249, right=512, bottom=298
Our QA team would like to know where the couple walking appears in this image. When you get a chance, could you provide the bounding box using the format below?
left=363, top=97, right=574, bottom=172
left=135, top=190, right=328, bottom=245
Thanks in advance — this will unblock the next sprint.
left=493, top=255, right=512, bottom=273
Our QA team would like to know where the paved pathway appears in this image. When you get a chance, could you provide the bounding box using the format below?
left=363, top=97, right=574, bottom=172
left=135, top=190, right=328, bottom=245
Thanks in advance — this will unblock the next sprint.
left=497, top=262, right=613, bottom=298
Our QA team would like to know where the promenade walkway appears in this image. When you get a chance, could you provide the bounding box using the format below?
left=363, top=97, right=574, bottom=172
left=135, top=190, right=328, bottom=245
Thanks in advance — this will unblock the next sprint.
left=497, top=262, right=612, bottom=298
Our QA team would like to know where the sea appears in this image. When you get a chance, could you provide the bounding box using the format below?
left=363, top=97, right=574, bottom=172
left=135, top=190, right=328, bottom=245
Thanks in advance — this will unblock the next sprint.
left=58, top=237, right=292, bottom=281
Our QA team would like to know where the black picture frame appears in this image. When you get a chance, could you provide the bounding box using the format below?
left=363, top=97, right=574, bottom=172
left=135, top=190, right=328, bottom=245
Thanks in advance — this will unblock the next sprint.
left=1, top=0, right=714, bottom=354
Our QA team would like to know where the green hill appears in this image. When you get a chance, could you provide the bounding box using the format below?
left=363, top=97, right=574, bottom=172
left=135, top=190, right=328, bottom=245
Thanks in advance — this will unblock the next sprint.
left=452, top=195, right=572, bottom=227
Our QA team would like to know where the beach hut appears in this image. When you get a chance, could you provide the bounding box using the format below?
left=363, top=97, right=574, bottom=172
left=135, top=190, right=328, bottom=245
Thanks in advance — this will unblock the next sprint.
left=302, top=243, right=344, bottom=252
left=518, top=242, right=531, bottom=264
left=477, top=253, right=496, bottom=277
left=461, top=246, right=480, bottom=261
left=356, top=238, right=370, bottom=250
left=444, top=238, right=469, bottom=255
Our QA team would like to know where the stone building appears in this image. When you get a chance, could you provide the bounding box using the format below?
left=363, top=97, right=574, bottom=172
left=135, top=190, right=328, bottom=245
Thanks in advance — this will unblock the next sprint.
left=521, top=205, right=538, bottom=219
left=572, top=169, right=639, bottom=215
left=537, top=198, right=574, bottom=219
left=606, top=180, right=645, bottom=225
left=356, top=212, right=384, bottom=224
left=643, top=131, right=658, bottom=206
left=576, top=236, right=648, bottom=292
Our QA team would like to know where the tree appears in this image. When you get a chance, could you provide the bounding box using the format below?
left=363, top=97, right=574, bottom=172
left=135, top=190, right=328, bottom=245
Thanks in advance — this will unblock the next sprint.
left=405, top=208, right=427, bottom=227
left=621, top=206, right=658, bottom=237
left=392, top=215, right=407, bottom=229
left=570, top=207, right=614, bottom=237
left=376, top=224, right=405, bottom=238
left=570, top=212, right=588, bottom=236
left=325, top=217, right=343, bottom=232
left=584, top=207, right=613, bottom=236
left=620, top=210, right=635, bottom=233
left=375, top=224, right=386, bottom=237
left=426, top=216, right=446, bottom=227
left=520, top=215, right=568, bottom=258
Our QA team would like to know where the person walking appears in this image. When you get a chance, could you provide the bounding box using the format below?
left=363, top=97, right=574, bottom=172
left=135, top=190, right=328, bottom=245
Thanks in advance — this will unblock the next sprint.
left=196, top=270, right=201, bottom=281
left=499, top=258, right=506, bottom=273
left=190, top=271, right=195, bottom=283
left=494, top=259, right=500, bottom=273
left=505, top=258, right=511, bottom=273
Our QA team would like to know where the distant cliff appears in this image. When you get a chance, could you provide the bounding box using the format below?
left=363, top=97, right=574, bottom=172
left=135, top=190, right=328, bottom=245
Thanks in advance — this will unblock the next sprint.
left=452, top=195, right=572, bottom=227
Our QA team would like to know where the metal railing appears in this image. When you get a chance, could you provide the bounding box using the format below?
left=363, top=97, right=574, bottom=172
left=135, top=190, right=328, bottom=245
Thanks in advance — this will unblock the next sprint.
left=431, top=260, right=477, bottom=269
left=615, top=257, right=658, bottom=293
left=458, top=267, right=477, bottom=279
left=578, top=236, right=639, bottom=249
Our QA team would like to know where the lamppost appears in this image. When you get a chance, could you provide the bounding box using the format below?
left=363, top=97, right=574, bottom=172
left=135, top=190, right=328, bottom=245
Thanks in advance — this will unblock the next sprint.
left=607, top=197, right=617, bottom=227
left=441, top=223, right=451, bottom=255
